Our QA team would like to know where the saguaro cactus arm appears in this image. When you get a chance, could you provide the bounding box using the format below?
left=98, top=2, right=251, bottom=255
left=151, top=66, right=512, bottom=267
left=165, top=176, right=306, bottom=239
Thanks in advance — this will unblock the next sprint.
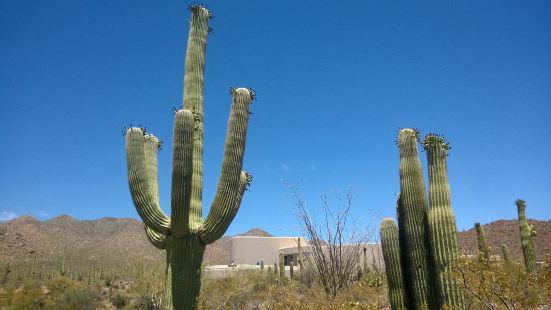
left=125, top=128, right=170, bottom=235
left=200, top=88, right=254, bottom=244
left=184, top=5, right=212, bottom=230
left=144, top=225, right=167, bottom=250
left=170, top=109, right=195, bottom=237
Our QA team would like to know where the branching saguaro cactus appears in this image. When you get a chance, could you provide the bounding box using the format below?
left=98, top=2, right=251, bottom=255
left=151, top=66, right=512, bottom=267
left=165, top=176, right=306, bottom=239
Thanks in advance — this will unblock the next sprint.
left=396, top=128, right=436, bottom=309
left=474, top=223, right=490, bottom=263
left=516, top=199, right=536, bottom=273
left=423, top=134, right=464, bottom=309
left=380, top=218, right=409, bottom=310
left=124, top=5, right=255, bottom=309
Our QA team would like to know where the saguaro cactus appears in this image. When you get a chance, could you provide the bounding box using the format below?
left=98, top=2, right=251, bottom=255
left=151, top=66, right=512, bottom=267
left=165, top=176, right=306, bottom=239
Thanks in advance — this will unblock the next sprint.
left=396, top=128, right=435, bottom=308
left=516, top=199, right=536, bottom=273
left=279, top=251, right=285, bottom=277
left=423, top=134, right=464, bottom=309
left=474, top=223, right=490, bottom=263
left=501, top=244, right=511, bottom=267
left=125, top=5, right=254, bottom=309
left=380, top=218, right=409, bottom=310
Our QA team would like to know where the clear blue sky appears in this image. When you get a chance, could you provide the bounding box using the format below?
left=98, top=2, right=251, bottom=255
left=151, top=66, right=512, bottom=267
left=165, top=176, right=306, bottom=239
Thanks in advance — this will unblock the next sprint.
left=1, top=1, right=550, bottom=237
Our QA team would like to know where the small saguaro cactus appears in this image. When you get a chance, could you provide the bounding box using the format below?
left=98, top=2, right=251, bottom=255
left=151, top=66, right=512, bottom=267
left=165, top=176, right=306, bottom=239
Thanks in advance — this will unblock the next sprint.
left=279, top=251, right=285, bottom=278
left=274, top=263, right=278, bottom=275
left=380, top=218, right=409, bottom=310
left=475, top=223, right=490, bottom=263
left=290, top=262, right=294, bottom=278
left=501, top=244, right=512, bottom=267
left=423, top=134, right=464, bottom=309
left=396, top=128, right=436, bottom=309
left=260, top=260, right=264, bottom=270
left=516, top=199, right=536, bottom=273
left=124, top=5, right=255, bottom=309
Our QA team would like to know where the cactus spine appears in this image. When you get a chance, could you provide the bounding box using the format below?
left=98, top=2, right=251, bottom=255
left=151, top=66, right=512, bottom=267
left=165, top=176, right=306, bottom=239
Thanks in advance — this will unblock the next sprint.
left=516, top=199, right=536, bottom=273
left=396, top=128, right=436, bottom=309
left=423, top=134, right=464, bottom=309
left=380, top=218, right=409, bottom=310
left=124, top=5, right=254, bottom=309
left=474, top=223, right=490, bottom=263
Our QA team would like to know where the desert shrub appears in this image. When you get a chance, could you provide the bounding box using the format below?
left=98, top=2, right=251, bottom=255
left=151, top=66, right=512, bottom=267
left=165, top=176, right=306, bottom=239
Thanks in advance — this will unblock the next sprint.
left=111, top=293, right=127, bottom=308
left=7, top=280, right=53, bottom=309
left=197, top=270, right=388, bottom=309
left=52, top=286, right=100, bottom=310
left=453, top=256, right=551, bottom=309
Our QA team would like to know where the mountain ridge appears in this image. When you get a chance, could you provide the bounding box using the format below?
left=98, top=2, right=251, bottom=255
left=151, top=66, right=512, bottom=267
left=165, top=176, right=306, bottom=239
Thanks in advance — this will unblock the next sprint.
left=1, top=215, right=549, bottom=266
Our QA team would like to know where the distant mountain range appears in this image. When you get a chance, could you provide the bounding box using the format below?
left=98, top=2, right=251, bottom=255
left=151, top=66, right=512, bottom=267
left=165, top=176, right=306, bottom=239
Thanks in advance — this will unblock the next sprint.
left=1, top=215, right=549, bottom=266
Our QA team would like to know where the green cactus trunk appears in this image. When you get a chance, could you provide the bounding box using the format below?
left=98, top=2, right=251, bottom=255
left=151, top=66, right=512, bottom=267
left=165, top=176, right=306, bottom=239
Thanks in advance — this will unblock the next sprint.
left=163, top=234, right=205, bottom=310
left=124, top=5, right=254, bottom=310
left=279, top=251, right=285, bottom=278
left=516, top=199, right=536, bottom=273
left=380, top=218, right=409, bottom=310
left=501, top=244, right=511, bottom=267
left=423, top=134, right=464, bottom=309
left=397, top=129, right=436, bottom=309
left=474, top=223, right=490, bottom=263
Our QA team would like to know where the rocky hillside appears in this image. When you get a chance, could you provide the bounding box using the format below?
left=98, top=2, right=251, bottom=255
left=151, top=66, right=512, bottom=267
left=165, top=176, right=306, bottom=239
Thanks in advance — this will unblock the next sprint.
left=457, top=219, right=551, bottom=261
left=0, top=215, right=271, bottom=266
left=1, top=215, right=548, bottom=267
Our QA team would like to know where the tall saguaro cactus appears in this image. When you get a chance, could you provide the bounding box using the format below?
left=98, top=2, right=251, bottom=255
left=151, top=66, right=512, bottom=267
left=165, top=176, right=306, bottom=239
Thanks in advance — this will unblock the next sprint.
left=380, top=218, right=409, bottom=310
left=396, top=129, right=436, bottom=309
left=125, top=5, right=254, bottom=309
left=516, top=199, right=536, bottom=273
left=423, top=134, right=464, bottom=309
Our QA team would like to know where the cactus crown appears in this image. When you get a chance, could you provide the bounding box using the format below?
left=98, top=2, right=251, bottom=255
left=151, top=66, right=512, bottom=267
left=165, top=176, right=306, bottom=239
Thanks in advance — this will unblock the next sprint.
left=395, top=128, right=421, bottom=146
left=229, top=87, right=256, bottom=101
left=422, top=133, right=451, bottom=152
left=188, top=4, right=213, bottom=19
left=515, top=199, right=526, bottom=209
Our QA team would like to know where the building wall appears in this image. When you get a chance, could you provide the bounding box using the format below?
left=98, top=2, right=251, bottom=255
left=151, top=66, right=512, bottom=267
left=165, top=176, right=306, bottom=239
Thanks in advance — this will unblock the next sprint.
left=230, top=236, right=306, bottom=265
left=230, top=236, right=384, bottom=270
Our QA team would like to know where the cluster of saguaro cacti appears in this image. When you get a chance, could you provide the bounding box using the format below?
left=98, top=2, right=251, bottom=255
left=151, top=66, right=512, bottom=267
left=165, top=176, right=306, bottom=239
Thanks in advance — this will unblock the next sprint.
left=516, top=199, right=537, bottom=273
left=380, top=129, right=464, bottom=309
left=124, top=5, right=254, bottom=309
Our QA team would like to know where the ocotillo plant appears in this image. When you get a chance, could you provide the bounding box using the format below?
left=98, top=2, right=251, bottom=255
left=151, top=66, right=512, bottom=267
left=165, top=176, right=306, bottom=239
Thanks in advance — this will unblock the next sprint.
left=380, top=218, right=409, bottom=310
left=423, top=134, right=464, bottom=309
left=396, top=128, right=436, bottom=308
left=475, top=223, right=490, bottom=263
left=516, top=199, right=536, bottom=273
left=501, top=244, right=512, bottom=267
left=124, top=5, right=254, bottom=309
